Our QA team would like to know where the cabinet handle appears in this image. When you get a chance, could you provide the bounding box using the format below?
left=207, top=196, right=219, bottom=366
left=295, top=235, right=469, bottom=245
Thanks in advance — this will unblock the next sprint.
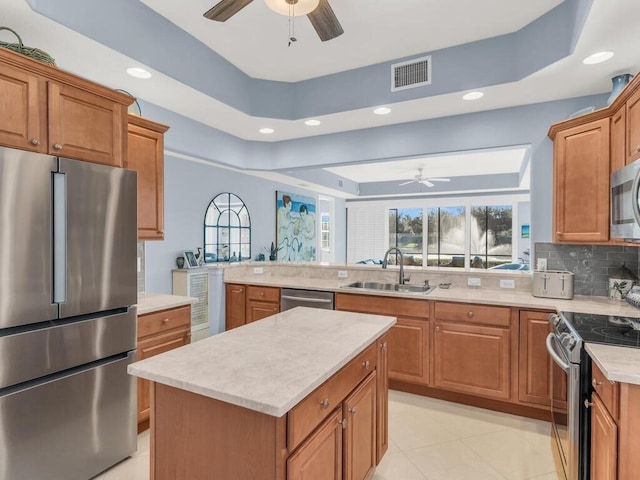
left=435, top=326, right=440, bottom=332
left=584, top=399, right=593, bottom=409
left=349, top=407, right=357, bottom=415
left=30, top=138, right=40, bottom=146
left=260, top=291, right=265, bottom=296
left=338, top=418, right=347, bottom=429
left=162, top=318, right=170, bottom=324
left=592, top=378, right=602, bottom=388
left=380, top=341, right=387, bottom=350
left=53, top=143, right=63, bottom=150
left=467, top=311, right=474, bottom=318
left=319, top=399, right=330, bottom=409
left=362, top=360, right=371, bottom=369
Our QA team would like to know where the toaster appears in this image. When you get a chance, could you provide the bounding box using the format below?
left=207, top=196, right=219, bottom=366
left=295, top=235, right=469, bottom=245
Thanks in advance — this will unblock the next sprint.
left=532, top=270, right=574, bottom=299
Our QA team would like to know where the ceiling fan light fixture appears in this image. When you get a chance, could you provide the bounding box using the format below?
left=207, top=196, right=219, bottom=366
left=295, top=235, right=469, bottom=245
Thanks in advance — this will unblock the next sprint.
left=265, top=0, right=320, bottom=16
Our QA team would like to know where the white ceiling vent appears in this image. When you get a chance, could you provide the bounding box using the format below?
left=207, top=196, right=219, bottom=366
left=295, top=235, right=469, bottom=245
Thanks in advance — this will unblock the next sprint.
left=391, top=56, right=431, bottom=92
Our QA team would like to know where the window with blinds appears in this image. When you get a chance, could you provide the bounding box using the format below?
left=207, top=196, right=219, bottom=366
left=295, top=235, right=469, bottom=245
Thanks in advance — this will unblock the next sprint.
left=346, top=205, right=387, bottom=263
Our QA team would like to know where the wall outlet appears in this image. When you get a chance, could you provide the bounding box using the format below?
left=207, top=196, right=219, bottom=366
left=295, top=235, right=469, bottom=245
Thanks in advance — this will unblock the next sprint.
left=500, top=279, right=516, bottom=289
left=467, top=277, right=481, bottom=287
left=253, top=267, right=264, bottom=274
left=338, top=270, right=348, bottom=278
left=537, top=258, right=547, bottom=271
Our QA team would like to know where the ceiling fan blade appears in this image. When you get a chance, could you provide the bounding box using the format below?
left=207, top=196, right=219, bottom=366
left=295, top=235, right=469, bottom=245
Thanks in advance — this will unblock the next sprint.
left=307, top=0, right=344, bottom=42
left=203, top=0, right=253, bottom=21
left=399, top=180, right=415, bottom=186
left=422, top=180, right=435, bottom=187
left=427, top=178, right=451, bottom=182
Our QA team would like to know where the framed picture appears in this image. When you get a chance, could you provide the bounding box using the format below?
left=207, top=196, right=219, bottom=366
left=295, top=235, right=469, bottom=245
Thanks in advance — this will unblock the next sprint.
left=276, top=191, right=317, bottom=262
left=183, top=250, right=199, bottom=268
left=521, top=225, right=530, bottom=239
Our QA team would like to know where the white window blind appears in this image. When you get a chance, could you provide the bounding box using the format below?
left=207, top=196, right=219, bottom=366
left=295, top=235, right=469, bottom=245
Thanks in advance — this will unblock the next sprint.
left=347, top=205, right=387, bottom=263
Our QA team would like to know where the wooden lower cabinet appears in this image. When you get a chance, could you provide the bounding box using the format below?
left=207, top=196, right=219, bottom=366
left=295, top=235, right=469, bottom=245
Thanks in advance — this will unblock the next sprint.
left=335, top=293, right=429, bottom=387
left=344, top=372, right=377, bottom=480
left=287, top=409, right=343, bottom=480
left=137, top=306, right=191, bottom=432
left=518, top=310, right=567, bottom=410
left=433, top=320, right=510, bottom=400
left=591, top=392, right=617, bottom=480
left=247, top=300, right=280, bottom=323
left=376, top=335, right=389, bottom=464
left=225, top=283, right=246, bottom=330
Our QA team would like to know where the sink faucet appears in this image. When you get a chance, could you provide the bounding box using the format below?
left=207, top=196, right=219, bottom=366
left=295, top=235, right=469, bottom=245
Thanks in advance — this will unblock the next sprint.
left=382, top=247, right=406, bottom=284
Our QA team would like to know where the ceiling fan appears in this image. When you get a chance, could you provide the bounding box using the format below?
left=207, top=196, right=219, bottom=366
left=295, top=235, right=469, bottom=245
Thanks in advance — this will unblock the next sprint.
left=203, top=0, right=344, bottom=42
left=399, top=168, right=451, bottom=188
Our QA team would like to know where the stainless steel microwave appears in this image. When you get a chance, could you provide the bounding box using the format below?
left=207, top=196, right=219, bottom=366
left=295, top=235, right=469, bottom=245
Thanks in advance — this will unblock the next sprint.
left=611, top=159, right=640, bottom=240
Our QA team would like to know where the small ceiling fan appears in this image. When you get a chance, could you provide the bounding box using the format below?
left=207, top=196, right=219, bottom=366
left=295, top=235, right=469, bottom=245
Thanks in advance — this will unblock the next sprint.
left=203, top=0, right=344, bottom=42
left=399, top=168, right=451, bottom=188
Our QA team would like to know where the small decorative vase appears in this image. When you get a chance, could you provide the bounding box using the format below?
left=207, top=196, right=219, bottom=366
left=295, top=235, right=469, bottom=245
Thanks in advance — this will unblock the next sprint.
left=607, top=73, right=634, bottom=105
left=269, top=254, right=276, bottom=261
left=176, top=256, right=185, bottom=269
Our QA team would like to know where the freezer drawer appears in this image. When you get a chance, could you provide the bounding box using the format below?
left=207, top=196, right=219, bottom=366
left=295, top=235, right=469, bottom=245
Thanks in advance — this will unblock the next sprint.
left=0, top=352, right=137, bottom=480
left=0, top=308, right=136, bottom=389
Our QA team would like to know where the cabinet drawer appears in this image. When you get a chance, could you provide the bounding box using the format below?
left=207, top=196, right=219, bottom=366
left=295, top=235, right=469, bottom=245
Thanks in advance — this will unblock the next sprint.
left=434, top=301, right=510, bottom=327
left=138, top=306, right=191, bottom=339
left=288, top=343, right=377, bottom=452
left=592, top=362, right=619, bottom=419
left=247, top=285, right=280, bottom=303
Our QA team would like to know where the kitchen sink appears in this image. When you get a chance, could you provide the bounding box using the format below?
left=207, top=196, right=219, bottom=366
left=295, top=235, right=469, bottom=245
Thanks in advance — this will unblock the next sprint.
left=341, top=281, right=436, bottom=294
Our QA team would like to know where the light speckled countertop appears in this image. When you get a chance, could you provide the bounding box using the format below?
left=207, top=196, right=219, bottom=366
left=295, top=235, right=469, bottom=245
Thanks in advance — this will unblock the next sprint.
left=136, top=292, right=198, bottom=315
left=586, top=343, right=640, bottom=385
left=128, top=307, right=395, bottom=417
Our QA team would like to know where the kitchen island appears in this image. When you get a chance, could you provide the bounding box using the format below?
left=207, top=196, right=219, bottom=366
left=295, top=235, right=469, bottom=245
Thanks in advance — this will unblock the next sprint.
left=128, top=307, right=395, bottom=480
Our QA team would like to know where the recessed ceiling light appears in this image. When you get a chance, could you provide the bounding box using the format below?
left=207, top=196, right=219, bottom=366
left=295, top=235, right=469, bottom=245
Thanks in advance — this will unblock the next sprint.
left=373, top=107, right=391, bottom=115
left=126, top=67, right=152, bottom=79
left=259, top=127, right=274, bottom=134
left=304, top=119, right=321, bottom=126
left=462, top=91, right=484, bottom=101
left=582, top=51, right=614, bottom=65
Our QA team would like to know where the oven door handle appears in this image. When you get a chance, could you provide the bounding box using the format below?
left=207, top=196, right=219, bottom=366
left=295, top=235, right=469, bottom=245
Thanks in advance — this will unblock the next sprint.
left=546, top=333, right=570, bottom=373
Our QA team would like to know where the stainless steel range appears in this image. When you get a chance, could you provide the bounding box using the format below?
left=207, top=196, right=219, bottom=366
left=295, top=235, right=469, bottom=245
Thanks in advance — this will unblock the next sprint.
left=548, top=310, right=640, bottom=480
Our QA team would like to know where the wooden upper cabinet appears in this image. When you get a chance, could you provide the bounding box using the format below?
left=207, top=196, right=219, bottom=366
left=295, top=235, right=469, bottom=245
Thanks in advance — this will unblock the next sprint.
left=0, top=63, right=45, bottom=151
left=125, top=115, right=169, bottom=240
left=627, top=87, right=640, bottom=164
left=47, top=82, right=127, bottom=166
left=611, top=106, right=626, bottom=172
left=553, top=118, right=610, bottom=243
left=0, top=48, right=132, bottom=165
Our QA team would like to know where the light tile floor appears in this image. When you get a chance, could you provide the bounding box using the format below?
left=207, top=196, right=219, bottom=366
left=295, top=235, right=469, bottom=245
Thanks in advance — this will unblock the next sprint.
left=93, top=390, right=563, bottom=480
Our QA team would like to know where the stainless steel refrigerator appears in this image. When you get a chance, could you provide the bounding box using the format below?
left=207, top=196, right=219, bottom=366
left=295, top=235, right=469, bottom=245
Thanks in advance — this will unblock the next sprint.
left=0, top=147, right=138, bottom=480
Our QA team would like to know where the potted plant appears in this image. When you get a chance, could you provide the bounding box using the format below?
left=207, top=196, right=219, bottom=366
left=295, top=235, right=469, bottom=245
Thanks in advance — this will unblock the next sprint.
left=264, top=242, right=281, bottom=261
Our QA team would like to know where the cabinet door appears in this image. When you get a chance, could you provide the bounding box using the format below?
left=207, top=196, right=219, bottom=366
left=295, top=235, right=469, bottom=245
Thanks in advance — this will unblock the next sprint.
left=225, top=284, right=246, bottom=330
left=48, top=82, right=126, bottom=166
left=433, top=321, right=510, bottom=400
left=554, top=118, right=610, bottom=243
left=627, top=87, right=640, bottom=164
left=0, top=64, right=44, bottom=151
left=246, top=300, right=279, bottom=323
left=287, top=409, right=343, bottom=480
left=388, top=317, right=429, bottom=386
left=611, top=106, right=627, bottom=172
left=591, top=393, right=618, bottom=480
left=518, top=311, right=553, bottom=407
left=126, top=118, right=167, bottom=240
left=376, top=335, right=388, bottom=465
left=344, top=372, right=376, bottom=480
left=137, top=328, right=191, bottom=427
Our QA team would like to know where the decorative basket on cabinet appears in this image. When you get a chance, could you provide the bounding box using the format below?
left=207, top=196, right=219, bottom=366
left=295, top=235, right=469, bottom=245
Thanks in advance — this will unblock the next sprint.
left=0, top=26, right=57, bottom=67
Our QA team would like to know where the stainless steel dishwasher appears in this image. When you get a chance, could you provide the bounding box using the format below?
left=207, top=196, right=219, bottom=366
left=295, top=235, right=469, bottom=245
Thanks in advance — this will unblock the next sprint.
left=280, top=288, right=335, bottom=311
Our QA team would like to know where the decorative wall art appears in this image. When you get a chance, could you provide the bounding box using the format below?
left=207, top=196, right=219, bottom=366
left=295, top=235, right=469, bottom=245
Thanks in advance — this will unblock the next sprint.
left=275, top=191, right=317, bottom=261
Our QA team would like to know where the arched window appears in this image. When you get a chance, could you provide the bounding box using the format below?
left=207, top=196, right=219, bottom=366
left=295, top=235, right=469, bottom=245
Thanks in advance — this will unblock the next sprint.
left=204, top=193, right=251, bottom=263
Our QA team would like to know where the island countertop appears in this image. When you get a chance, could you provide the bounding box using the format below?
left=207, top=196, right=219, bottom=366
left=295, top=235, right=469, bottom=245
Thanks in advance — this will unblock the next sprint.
left=128, top=307, right=395, bottom=417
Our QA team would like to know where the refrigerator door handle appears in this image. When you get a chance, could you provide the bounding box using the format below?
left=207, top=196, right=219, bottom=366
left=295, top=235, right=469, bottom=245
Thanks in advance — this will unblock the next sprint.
left=53, top=172, right=67, bottom=304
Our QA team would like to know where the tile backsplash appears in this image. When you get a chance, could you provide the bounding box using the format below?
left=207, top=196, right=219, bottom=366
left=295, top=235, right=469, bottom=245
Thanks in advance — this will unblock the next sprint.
left=534, top=243, right=639, bottom=297
left=137, top=242, right=145, bottom=293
